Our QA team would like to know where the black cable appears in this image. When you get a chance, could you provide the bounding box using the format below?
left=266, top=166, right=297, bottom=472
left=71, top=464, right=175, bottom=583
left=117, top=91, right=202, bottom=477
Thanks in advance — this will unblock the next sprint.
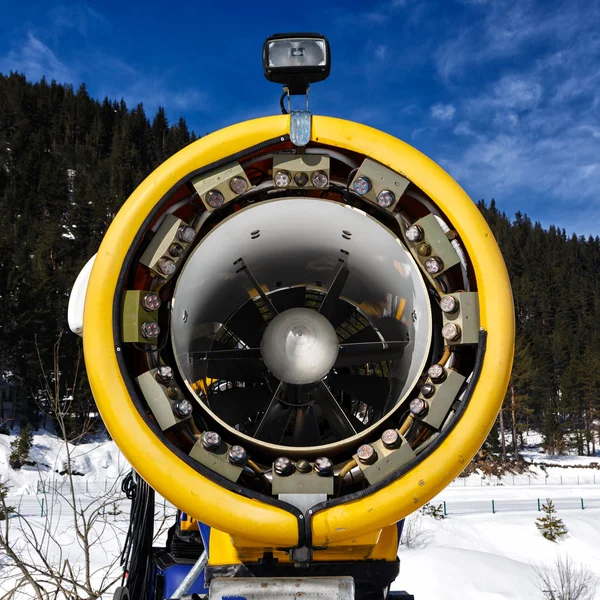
left=279, top=91, right=288, bottom=115
left=346, top=168, right=358, bottom=191
left=120, top=471, right=155, bottom=598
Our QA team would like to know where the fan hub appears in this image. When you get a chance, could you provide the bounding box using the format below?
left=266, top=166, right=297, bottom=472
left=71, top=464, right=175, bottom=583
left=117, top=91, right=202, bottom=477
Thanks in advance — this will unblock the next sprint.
left=261, top=308, right=339, bottom=385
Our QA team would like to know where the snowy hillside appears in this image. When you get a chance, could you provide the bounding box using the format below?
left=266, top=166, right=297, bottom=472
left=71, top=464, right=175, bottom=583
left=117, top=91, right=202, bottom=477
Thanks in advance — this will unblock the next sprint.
left=1, top=431, right=600, bottom=599
left=0, top=431, right=128, bottom=493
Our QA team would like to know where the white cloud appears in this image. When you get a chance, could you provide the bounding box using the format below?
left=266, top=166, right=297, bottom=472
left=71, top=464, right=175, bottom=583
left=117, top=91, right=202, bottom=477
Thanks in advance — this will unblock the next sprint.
left=430, top=103, right=456, bottom=121
left=48, top=3, right=109, bottom=37
left=375, top=45, right=387, bottom=61
left=428, top=0, right=600, bottom=233
left=0, top=27, right=208, bottom=117
left=435, top=0, right=592, bottom=82
left=0, top=33, right=74, bottom=83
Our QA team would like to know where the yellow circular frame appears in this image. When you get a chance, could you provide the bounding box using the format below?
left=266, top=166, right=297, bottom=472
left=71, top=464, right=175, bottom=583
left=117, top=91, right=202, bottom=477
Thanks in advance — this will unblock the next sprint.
left=83, top=115, right=514, bottom=548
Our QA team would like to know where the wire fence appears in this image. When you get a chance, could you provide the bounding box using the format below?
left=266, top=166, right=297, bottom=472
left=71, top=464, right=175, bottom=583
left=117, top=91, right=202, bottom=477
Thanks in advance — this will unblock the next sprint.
left=441, top=496, right=600, bottom=516
left=449, top=472, right=600, bottom=487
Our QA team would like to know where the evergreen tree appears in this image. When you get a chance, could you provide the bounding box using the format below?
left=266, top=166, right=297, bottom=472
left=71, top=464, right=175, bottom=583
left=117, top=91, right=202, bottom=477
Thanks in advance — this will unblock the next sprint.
left=0, top=73, right=197, bottom=428
left=9, top=426, right=34, bottom=469
left=535, top=499, right=568, bottom=542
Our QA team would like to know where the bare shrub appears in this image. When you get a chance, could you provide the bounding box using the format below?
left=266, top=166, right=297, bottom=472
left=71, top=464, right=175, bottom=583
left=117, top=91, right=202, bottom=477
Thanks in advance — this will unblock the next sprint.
left=400, top=511, right=432, bottom=549
left=535, top=555, right=597, bottom=600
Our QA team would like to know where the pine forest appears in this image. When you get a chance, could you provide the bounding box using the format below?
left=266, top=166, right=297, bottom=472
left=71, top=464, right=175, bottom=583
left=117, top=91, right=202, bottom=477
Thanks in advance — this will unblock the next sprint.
left=0, top=73, right=598, bottom=458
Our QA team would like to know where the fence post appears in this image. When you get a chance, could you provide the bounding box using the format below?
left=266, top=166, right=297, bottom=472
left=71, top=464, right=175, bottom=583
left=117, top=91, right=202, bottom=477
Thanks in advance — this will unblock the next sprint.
left=492, top=499, right=495, bottom=514
left=537, top=498, right=541, bottom=511
left=581, top=498, right=585, bottom=510
left=512, top=475, right=515, bottom=485
left=443, top=501, right=447, bottom=517
left=560, top=475, right=563, bottom=485
left=464, top=478, right=466, bottom=487
left=41, top=498, right=45, bottom=518
left=577, top=475, right=580, bottom=485
left=528, top=476, right=531, bottom=485
left=86, top=480, right=89, bottom=493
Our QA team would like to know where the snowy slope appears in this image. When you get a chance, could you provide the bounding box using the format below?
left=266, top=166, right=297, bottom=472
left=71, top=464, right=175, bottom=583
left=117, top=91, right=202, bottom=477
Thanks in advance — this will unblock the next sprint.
left=0, top=431, right=128, bottom=493
left=1, top=431, right=600, bottom=599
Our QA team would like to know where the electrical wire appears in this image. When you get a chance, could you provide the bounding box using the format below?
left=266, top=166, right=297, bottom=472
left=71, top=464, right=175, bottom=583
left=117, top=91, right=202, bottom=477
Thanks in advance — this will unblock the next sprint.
left=120, top=471, right=155, bottom=599
left=336, top=458, right=357, bottom=495
left=280, top=91, right=288, bottom=115
left=247, top=459, right=271, bottom=492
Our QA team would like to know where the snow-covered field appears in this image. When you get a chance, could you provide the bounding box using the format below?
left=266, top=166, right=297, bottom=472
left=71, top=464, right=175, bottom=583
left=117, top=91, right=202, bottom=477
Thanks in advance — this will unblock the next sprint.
left=2, top=431, right=600, bottom=599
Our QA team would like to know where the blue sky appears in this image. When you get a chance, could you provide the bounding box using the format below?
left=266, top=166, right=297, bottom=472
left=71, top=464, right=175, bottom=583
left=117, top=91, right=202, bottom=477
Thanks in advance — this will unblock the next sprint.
left=1, top=0, right=599, bottom=235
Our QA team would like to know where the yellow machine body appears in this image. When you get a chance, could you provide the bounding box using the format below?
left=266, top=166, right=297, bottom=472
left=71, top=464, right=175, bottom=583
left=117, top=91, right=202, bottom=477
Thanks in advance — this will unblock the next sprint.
left=83, top=115, right=514, bottom=554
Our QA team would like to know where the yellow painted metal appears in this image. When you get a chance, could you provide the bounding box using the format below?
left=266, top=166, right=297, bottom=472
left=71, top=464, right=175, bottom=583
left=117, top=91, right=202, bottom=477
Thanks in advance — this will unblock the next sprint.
left=208, top=529, right=245, bottom=566
left=83, top=116, right=299, bottom=548
left=83, top=113, right=513, bottom=551
left=309, top=116, right=514, bottom=547
left=214, top=526, right=397, bottom=564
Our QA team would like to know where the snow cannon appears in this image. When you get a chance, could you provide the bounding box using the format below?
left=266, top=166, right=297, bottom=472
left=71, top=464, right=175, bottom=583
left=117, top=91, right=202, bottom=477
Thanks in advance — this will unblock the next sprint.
left=70, top=33, right=514, bottom=600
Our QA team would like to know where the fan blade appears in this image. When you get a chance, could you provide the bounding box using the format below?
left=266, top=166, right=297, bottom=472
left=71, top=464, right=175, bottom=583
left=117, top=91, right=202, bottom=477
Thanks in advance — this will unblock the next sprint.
left=329, top=301, right=359, bottom=330
left=315, top=382, right=357, bottom=439
left=339, top=326, right=380, bottom=344
left=335, top=341, right=408, bottom=367
left=291, top=405, right=321, bottom=446
left=226, top=300, right=268, bottom=347
left=319, top=261, right=349, bottom=321
left=271, top=286, right=306, bottom=313
left=194, top=348, right=262, bottom=359
left=326, top=373, right=389, bottom=411
left=208, top=386, right=272, bottom=424
left=234, top=258, right=279, bottom=316
left=205, top=358, right=266, bottom=383
left=253, top=386, right=294, bottom=444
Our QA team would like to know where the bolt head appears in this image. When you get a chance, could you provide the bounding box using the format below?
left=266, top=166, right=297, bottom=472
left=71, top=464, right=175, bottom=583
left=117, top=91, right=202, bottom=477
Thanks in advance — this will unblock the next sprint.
left=157, top=257, right=176, bottom=276
left=201, top=431, right=221, bottom=451
left=296, top=459, right=311, bottom=473
left=311, top=170, right=329, bottom=188
left=442, top=323, right=461, bottom=341
left=169, top=243, right=184, bottom=257
left=141, top=293, right=161, bottom=311
left=174, top=398, right=193, bottom=418
left=357, top=444, right=377, bottom=465
left=155, top=365, right=173, bottom=383
left=205, top=189, right=225, bottom=208
left=405, top=225, right=424, bottom=242
left=274, top=170, right=291, bottom=188
left=440, top=295, right=458, bottom=313
left=424, top=256, right=443, bottom=275
left=410, top=397, right=428, bottom=416
left=416, top=242, right=431, bottom=257
left=228, top=445, right=247, bottom=465
left=427, top=363, right=446, bottom=383
left=274, top=456, right=294, bottom=476
left=314, top=456, right=333, bottom=476
left=294, top=171, right=309, bottom=187
left=229, top=176, right=249, bottom=195
left=376, top=190, right=395, bottom=208
left=352, top=176, right=371, bottom=195
left=381, top=429, right=401, bottom=449
left=421, top=382, right=435, bottom=398
left=141, top=321, right=160, bottom=339
left=166, top=385, right=181, bottom=400
left=177, top=226, right=196, bottom=244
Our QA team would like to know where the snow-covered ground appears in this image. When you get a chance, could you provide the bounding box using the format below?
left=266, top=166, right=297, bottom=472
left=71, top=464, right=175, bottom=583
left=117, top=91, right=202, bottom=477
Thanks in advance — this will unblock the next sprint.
left=2, top=431, right=600, bottom=599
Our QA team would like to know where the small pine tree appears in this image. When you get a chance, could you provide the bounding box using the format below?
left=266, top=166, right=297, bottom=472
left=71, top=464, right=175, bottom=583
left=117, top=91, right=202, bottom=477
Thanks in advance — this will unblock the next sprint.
left=8, top=426, right=34, bottom=469
left=0, top=480, right=16, bottom=520
left=536, top=499, right=568, bottom=541
left=421, top=502, right=445, bottom=520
